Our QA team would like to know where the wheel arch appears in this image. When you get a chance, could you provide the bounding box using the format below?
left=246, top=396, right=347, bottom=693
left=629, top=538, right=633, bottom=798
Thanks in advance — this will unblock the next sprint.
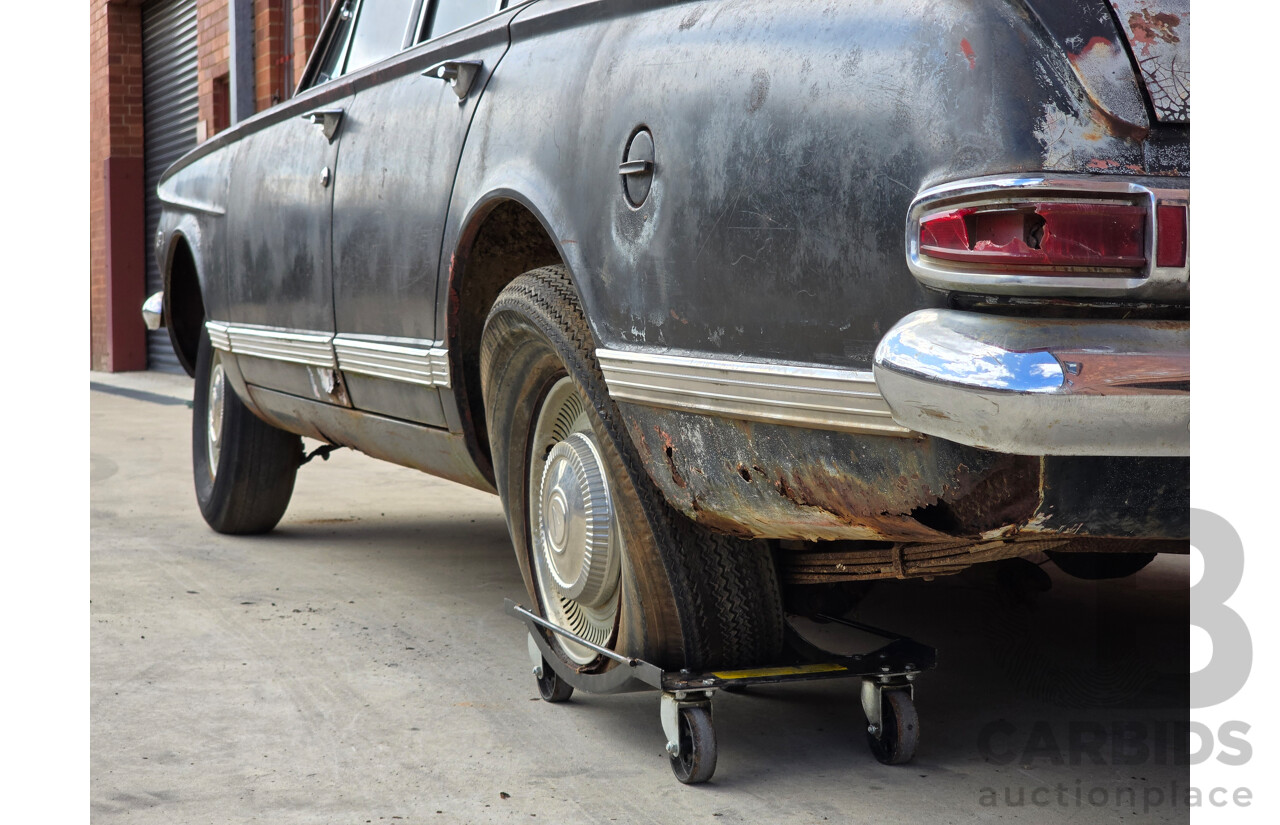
left=161, top=225, right=207, bottom=377
left=443, top=190, right=572, bottom=480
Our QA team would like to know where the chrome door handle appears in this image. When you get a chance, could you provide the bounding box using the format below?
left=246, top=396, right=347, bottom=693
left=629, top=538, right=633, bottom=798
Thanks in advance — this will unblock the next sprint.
left=423, top=60, right=483, bottom=102
left=619, top=160, right=654, bottom=176
left=301, top=108, right=344, bottom=143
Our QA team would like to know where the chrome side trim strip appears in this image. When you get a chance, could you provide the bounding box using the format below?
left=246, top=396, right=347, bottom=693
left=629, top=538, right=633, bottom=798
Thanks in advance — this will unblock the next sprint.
left=596, top=349, right=913, bottom=436
left=203, top=323, right=455, bottom=388
left=204, top=321, right=335, bottom=368
left=206, top=321, right=232, bottom=352
left=333, top=336, right=451, bottom=388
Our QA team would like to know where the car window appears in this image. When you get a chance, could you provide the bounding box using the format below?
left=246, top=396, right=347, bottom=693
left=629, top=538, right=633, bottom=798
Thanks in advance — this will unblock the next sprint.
left=313, top=0, right=358, bottom=85
left=425, top=0, right=493, bottom=40
left=345, top=0, right=420, bottom=74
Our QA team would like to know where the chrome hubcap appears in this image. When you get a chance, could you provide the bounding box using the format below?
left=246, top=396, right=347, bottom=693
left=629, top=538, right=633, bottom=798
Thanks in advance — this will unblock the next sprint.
left=206, top=354, right=225, bottom=477
left=539, top=434, right=614, bottom=604
left=529, top=377, right=621, bottom=664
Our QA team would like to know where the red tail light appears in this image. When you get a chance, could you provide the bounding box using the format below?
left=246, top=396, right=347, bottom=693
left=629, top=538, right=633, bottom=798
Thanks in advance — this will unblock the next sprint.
left=906, top=178, right=1188, bottom=301
left=919, top=203, right=1147, bottom=270
left=1155, top=204, right=1187, bottom=268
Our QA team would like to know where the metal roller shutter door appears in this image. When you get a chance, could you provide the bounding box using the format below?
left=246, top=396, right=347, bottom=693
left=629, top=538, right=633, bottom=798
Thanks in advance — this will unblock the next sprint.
left=142, top=0, right=198, bottom=373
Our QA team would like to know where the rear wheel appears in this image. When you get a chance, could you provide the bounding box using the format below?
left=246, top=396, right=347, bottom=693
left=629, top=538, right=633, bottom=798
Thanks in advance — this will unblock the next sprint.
left=481, top=266, right=784, bottom=672
left=192, top=328, right=302, bottom=534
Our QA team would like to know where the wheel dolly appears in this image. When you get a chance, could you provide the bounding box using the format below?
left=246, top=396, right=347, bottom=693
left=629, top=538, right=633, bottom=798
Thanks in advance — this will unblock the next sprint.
left=505, top=599, right=936, bottom=784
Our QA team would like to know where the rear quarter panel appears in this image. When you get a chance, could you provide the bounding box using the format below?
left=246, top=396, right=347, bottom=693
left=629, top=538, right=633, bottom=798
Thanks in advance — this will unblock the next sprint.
left=445, top=0, right=1184, bottom=370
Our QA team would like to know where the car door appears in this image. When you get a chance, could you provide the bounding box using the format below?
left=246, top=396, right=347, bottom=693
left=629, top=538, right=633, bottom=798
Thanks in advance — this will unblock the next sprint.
left=330, top=0, right=514, bottom=426
left=221, top=0, right=429, bottom=406
left=221, top=2, right=365, bottom=405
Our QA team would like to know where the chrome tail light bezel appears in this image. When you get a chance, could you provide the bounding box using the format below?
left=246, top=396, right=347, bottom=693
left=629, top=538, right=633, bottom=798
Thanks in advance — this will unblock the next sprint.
left=905, top=175, right=1189, bottom=302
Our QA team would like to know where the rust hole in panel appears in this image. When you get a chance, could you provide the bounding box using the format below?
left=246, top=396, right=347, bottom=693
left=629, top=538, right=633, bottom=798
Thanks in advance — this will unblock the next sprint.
left=654, top=426, right=688, bottom=489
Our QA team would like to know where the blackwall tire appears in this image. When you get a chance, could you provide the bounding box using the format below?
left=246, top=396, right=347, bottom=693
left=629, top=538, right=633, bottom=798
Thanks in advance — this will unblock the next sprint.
left=480, top=265, right=784, bottom=672
left=192, top=328, right=302, bottom=534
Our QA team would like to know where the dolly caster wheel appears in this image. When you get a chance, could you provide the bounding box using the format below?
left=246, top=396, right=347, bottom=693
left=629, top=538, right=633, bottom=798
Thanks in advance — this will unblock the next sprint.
left=527, top=636, right=573, bottom=702
left=535, top=657, right=574, bottom=703
left=866, top=689, right=918, bottom=765
left=668, top=705, right=717, bottom=784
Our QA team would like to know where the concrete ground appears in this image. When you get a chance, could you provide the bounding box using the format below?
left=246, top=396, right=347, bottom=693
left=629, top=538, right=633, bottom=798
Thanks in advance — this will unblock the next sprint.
left=91, top=372, right=1190, bottom=824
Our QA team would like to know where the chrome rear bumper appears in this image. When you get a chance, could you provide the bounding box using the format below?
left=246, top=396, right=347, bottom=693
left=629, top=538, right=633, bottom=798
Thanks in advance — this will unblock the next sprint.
left=872, top=310, right=1188, bottom=456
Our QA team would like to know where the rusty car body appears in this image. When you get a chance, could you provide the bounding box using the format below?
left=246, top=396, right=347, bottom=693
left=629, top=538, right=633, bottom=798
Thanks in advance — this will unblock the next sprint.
left=150, top=0, right=1190, bottom=676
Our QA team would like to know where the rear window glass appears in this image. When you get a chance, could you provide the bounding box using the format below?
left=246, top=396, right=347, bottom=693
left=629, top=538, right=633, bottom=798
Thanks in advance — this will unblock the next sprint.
left=345, top=0, right=419, bottom=73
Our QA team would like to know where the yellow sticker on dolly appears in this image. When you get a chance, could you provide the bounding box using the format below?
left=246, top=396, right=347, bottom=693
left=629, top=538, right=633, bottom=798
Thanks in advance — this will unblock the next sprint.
left=711, top=663, right=848, bottom=680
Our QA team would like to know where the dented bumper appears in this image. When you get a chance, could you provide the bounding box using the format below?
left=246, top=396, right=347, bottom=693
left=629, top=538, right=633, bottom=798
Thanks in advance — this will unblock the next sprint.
left=873, top=310, right=1189, bottom=457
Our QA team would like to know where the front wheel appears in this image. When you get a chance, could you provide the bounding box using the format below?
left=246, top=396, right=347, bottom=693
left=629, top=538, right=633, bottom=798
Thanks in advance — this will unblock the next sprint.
left=480, top=266, right=784, bottom=673
left=192, top=328, right=301, bottom=534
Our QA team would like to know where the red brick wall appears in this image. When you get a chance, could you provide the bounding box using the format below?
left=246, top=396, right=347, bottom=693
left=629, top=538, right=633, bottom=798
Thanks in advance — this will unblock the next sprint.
left=89, top=0, right=146, bottom=371
left=89, top=2, right=110, bottom=369
left=197, top=0, right=230, bottom=141
left=90, top=0, right=324, bottom=370
left=292, top=0, right=325, bottom=90
left=255, top=0, right=288, bottom=109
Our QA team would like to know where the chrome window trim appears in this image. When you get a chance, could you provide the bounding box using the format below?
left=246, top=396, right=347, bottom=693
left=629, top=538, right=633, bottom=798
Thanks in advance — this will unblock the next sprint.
left=413, top=0, right=432, bottom=43
left=596, top=349, right=913, bottom=437
left=334, top=335, right=451, bottom=388
left=906, top=175, right=1189, bottom=302
left=296, top=0, right=346, bottom=93
left=323, top=0, right=362, bottom=85
left=402, top=0, right=428, bottom=50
